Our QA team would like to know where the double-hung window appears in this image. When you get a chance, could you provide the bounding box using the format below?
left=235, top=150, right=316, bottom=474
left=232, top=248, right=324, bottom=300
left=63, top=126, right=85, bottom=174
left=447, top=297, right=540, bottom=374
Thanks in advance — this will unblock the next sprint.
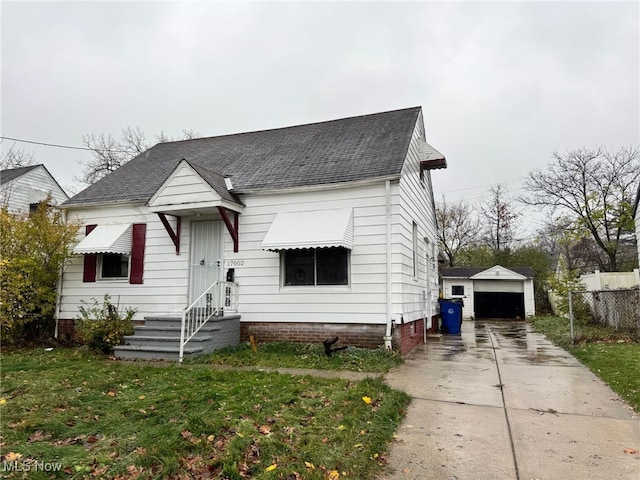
left=283, top=247, right=349, bottom=286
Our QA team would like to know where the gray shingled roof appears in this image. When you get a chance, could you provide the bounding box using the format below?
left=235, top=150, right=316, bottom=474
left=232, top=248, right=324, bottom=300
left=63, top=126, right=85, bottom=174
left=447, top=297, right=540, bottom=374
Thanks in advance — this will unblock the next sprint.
left=1, top=165, right=40, bottom=185
left=64, top=107, right=422, bottom=207
left=441, top=267, right=535, bottom=279
left=188, top=161, right=242, bottom=205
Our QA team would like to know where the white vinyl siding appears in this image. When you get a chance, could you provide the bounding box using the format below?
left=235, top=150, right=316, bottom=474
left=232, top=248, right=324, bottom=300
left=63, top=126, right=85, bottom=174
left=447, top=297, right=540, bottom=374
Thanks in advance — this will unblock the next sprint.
left=1, top=165, right=68, bottom=213
left=220, top=183, right=394, bottom=325
left=396, top=112, right=440, bottom=323
left=150, top=162, right=221, bottom=207
left=59, top=204, right=193, bottom=321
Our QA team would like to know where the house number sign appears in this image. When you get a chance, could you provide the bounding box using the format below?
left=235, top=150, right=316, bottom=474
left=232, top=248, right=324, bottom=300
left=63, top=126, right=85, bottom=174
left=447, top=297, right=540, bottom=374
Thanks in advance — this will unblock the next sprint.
left=225, top=260, right=244, bottom=267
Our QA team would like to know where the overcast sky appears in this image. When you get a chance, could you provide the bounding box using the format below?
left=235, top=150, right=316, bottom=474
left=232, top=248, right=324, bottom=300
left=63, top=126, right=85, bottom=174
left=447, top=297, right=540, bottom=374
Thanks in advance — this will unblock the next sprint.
left=2, top=1, right=639, bottom=234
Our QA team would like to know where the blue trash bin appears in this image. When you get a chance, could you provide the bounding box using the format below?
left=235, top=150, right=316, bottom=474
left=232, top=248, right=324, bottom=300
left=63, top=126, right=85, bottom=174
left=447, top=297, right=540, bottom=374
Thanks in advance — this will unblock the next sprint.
left=439, top=300, right=462, bottom=335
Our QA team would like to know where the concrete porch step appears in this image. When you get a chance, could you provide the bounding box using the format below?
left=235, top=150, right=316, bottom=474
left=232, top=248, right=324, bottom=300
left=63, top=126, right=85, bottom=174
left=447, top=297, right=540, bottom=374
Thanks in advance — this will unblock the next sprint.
left=132, top=325, right=221, bottom=337
left=114, top=313, right=241, bottom=361
left=114, top=344, right=204, bottom=361
left=122, top=335, right=214, bottom=348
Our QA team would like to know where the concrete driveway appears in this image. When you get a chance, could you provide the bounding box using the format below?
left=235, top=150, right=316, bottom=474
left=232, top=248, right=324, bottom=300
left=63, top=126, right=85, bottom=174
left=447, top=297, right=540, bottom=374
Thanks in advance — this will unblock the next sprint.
left=379, top=320, right=640, bottom=480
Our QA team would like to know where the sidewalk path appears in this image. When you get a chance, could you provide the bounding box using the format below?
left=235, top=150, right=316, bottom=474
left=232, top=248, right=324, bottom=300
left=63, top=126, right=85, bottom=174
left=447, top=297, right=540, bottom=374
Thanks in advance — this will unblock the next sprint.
left=378, top=320, right=640, bottom=480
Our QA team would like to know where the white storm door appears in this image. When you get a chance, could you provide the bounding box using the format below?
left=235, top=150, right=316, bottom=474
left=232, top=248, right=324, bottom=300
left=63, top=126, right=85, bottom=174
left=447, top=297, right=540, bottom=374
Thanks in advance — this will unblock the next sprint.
left=189, top=221, right=223, bottom=302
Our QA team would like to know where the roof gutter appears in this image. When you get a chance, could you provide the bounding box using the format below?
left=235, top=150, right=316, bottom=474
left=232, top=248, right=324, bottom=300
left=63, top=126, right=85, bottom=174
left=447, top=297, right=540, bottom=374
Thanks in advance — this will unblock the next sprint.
left=61, top=199, right=148, bottom=210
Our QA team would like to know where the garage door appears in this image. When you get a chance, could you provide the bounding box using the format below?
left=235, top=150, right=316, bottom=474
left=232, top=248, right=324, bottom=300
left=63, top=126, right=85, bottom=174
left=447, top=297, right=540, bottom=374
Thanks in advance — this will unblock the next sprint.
left=474, top=292, right=525, bottom=319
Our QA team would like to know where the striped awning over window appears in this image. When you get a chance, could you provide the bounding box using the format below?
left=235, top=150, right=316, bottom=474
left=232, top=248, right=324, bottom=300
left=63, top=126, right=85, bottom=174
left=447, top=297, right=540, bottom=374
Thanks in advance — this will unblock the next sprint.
left=73, top=224, right=132, bottom=255
left=261, top=208, right=354, bottom=251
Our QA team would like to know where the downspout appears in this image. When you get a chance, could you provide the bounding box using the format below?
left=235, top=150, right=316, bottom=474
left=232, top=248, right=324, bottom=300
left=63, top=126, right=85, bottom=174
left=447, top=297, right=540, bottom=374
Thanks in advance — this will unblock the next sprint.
left=384, top=180, right=393, bottom=350
left=424, top=241, right=431, bottom=344
left=54, top=208, right=67, bottom=338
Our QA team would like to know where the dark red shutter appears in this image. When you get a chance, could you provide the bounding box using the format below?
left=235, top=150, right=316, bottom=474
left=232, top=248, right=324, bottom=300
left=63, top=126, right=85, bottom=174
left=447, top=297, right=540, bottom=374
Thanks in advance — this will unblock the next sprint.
left=82, top=224, right=97, bottom=282
left=129, top=223, right=146, bottom=284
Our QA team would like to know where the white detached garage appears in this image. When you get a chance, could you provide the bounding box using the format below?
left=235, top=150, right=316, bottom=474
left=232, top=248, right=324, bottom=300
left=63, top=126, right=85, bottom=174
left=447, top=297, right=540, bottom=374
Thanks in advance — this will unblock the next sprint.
left=441, top=266, right=535, bottom=319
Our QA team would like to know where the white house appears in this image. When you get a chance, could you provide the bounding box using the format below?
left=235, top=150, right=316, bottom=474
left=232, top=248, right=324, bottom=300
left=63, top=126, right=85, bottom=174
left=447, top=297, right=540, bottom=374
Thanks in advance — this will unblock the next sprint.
left=57, top=107, right=446, bottom=358
left=0, top=164, right=68, bottom=213
left=440, top=266, right=535, bottom=319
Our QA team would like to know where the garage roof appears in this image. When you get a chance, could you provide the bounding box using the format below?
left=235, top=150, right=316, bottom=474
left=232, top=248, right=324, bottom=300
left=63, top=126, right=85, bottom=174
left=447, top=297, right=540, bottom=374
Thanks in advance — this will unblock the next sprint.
left=441, top=266, right=534, bottom=279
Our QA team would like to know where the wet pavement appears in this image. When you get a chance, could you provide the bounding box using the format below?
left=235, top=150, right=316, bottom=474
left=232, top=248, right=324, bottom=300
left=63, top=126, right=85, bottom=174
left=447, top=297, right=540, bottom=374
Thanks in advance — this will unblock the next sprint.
left=378, top=320, right=640, bottom=480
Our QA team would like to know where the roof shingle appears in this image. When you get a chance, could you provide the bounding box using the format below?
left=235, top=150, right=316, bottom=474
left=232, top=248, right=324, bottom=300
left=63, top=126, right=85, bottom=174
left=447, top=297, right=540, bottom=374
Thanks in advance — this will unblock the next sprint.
left=64, top=107, right=422, bottom=206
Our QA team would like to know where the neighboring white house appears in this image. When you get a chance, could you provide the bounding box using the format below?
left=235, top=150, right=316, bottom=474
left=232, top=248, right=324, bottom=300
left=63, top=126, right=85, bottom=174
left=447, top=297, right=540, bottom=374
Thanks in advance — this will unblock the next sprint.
left=440, top=266, right=535, bottom=319
left=57, top=107, right=446, bottom=356
left=0, top=164, right=68, bottom=213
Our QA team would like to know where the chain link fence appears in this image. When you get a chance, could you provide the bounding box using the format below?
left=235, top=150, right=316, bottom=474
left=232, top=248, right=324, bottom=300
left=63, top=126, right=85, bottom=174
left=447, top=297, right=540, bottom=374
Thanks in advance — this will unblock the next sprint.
left=568, top=288, right=640, bottom=343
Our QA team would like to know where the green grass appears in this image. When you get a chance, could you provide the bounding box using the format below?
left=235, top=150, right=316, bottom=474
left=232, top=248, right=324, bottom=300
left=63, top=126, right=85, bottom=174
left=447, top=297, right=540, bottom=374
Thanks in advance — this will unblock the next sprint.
left=188, top=341, right=405, bottom=373
left=0, top=348, right=410, bottom=479
left=529, top=316, right=640, bottom=412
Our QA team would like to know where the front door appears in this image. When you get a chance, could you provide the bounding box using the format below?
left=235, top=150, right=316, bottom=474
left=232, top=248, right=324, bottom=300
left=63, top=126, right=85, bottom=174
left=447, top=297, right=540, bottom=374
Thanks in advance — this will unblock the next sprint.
left=190, top=221, right=223, bottom=302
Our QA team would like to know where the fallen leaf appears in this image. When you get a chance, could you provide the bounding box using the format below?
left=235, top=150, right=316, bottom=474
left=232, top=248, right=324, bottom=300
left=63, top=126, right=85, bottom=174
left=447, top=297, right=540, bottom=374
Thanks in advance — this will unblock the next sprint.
left=304, top=461, right=315, bottom=470
left=337, top=425, right=346, bottom=431
left=138, top=395, right=145, bottom=400
left=259, top=425, right=272, bottom=435
left=0, top=397, right=7, bottom=405
left=27, top=430, right=52, bottom=442
left=4, top=452, right=22, bottom=461
left=181, top=430, right=193, bottom=440
left=326, top=470, right=340, bottom=480
left=265, top=463, right=277, bottom=472
left=91, top=465, right=109, bottom=476
left=362, top=396, right=372, bottom=405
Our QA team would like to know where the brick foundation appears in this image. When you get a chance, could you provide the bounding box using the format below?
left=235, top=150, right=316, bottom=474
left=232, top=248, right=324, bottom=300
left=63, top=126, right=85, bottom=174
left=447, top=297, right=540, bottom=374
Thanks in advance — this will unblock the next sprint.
left=393, top=319, right=426, bottom=354
left=60, top=317, right=429, bottom=355
left=240, top=322, right=387, bottom=350
left=56, top=319, right=79, bottom=342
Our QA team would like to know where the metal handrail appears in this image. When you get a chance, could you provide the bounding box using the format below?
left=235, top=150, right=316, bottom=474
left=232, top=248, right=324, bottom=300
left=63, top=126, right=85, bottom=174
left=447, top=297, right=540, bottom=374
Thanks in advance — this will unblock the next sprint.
left=179, top=281, right=238, bottom=362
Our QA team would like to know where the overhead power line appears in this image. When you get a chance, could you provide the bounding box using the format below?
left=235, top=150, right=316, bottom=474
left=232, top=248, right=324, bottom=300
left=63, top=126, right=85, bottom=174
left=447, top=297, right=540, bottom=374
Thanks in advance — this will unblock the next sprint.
left=1, top=135, right=94, bottom=151
left=0, top=135, right=130, bottom=154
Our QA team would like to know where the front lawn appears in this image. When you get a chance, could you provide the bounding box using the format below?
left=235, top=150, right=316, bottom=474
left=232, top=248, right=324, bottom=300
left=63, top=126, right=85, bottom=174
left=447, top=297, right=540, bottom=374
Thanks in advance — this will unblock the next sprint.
left=189, top=341, right=404, bottom=373
left=529, top=316, right=640, bottom=412
left=1, top=348, right=410, bottom=479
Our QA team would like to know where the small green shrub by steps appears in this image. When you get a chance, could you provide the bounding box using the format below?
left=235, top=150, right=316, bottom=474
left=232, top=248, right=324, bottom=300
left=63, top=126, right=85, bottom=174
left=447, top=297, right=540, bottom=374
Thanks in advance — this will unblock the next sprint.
left=75, top=295, right=136, bottom=353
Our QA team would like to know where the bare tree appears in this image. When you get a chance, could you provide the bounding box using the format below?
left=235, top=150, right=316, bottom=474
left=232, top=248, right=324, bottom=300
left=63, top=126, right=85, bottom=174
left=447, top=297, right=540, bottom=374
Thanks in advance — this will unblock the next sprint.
left=78, top=126, right=148, bottom=186
left=154, top=128, right=200, bottom=143
left=79, top=127, right=201, bottom=186
left=522, top=147, right=640, bottom=271
left=0, top=143, right=37, bottom=170
left=480, top=184, right=521, bottom=252
left=436, top=197, right=480, bottom=267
